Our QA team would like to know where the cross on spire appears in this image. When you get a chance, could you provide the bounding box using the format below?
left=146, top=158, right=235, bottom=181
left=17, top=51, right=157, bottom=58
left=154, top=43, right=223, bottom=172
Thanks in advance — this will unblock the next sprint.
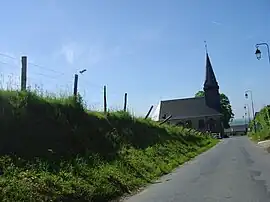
left=204, top=40, right=208, bottom=54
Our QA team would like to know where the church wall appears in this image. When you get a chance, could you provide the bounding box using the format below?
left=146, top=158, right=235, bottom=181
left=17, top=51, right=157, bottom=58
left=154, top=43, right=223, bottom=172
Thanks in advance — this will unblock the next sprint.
left=168, top=115, right=223, bottom=134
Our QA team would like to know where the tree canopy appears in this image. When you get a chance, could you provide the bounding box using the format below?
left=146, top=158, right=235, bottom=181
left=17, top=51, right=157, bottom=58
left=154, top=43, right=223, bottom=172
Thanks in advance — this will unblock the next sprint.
left=195, top=90, right=234, bottom=129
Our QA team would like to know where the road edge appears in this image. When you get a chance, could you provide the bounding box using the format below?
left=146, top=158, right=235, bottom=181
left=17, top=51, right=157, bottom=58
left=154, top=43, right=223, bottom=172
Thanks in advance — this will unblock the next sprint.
left=112, top=139, right=221, bottom=202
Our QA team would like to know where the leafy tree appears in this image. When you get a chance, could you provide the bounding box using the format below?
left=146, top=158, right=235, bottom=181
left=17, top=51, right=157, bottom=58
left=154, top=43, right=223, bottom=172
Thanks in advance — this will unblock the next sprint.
left=195, top=90, right=234, bottom=129
left=195, top=91, right=205, bottom=97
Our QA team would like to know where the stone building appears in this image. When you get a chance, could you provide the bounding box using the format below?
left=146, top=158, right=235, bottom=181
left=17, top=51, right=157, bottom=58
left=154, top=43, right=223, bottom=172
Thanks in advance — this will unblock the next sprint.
left=151, top=53, right=223, bottom=134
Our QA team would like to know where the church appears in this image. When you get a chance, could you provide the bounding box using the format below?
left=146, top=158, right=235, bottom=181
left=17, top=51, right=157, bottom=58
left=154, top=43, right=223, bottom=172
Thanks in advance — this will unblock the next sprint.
left=150, top=52, right=224, bottom=135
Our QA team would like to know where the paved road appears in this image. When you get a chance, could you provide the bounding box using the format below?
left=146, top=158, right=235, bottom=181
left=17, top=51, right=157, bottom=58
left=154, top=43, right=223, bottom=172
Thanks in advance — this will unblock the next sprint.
left=124, top=137, right=270, bottom=202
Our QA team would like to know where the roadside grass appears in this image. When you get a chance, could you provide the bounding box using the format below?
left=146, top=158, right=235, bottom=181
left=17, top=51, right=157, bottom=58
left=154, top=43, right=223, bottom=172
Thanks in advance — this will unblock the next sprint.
left=248, top=129, right=270, bottom=142
left=0, top=89, right=218, bottom=201
left=248, top=105, right=270, bottom=142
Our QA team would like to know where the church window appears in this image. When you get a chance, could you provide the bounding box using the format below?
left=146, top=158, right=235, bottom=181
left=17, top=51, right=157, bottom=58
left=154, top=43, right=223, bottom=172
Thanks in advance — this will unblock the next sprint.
left=199, top=119, right=205, bottom=129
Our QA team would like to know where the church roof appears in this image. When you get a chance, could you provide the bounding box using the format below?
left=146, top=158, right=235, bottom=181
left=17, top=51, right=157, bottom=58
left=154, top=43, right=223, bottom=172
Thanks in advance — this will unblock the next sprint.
left=158, top=97, right=222, bottom=120
left=204, top=53, right=219, bottom=90
left=149, top=52, right=222, bottom=121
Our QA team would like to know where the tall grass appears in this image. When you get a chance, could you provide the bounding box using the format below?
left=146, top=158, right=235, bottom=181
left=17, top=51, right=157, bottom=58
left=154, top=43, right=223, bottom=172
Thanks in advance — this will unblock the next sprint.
left=0, top=76, right=218, bottom=201
left=248, top=105, right=270, bottom=141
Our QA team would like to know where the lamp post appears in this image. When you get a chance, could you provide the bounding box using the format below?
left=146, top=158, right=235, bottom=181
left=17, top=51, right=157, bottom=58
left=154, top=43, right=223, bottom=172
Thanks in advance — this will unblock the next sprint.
left=244, top=104, right=251, bottom=124
left=255, top=43, right=270, bottom=64
left=243, top=114, right=246, bottom=125
left=243, top=114, right=248, bottom=134
left=245, top=90, right=256, bottom=132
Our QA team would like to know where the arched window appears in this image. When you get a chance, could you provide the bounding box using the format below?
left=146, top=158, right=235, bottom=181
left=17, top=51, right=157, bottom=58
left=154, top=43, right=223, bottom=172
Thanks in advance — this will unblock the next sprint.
left=199, top=119, right=205, bottom=129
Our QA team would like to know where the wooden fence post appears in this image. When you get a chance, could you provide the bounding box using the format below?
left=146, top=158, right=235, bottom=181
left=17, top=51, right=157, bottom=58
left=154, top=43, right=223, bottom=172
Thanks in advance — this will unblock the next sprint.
left=145, top=105, right=153, bottom=119
left=159, top=115, right=172, bottom=125
left=123, top=93, right=127, bottom=112
left=73, top=74, right=78, bottom=96
left=104, top=85, right=107, bottom=113
left=21, top=56, right=27, bottom=91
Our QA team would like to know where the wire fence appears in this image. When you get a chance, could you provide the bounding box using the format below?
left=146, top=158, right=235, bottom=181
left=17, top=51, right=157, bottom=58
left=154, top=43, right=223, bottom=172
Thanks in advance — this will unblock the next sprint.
left=0, top=53, right=129, bottom=112
left=0, top=55, right=21, bottom=90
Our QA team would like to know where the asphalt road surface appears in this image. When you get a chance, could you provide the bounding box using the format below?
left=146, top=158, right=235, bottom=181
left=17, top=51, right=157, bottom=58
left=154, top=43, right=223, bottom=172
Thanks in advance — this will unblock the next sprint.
left=124, top=137, right=270, bottom=202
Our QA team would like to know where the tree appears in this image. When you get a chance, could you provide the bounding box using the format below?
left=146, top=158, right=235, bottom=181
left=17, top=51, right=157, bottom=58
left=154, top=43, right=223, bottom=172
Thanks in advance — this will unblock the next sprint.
left=195, top=90, right=234, bottom=129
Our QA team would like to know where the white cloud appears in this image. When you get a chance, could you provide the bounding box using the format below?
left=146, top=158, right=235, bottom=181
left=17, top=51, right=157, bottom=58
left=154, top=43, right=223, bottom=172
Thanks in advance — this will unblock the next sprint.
left=211, top=21, right=222, bottom=26
left=53, top=42, right=104, bottom=68
left=60, top=43, right=80, bottom=65
left=55, top=42, right=102, bottom=66
left=63, top=48, right=74, bottom=64
left=54, top=41, right=132, bottom=69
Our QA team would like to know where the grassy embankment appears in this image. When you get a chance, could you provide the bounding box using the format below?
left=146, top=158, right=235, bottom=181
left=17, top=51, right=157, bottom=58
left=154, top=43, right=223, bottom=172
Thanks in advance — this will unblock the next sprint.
left=0, top=90, right=218, bottom=201
left=248, top=105, right=270, bottom=142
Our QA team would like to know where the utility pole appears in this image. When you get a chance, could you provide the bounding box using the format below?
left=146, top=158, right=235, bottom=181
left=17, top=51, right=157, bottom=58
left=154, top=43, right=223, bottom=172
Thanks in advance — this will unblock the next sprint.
left=21, top=56, right=27, bottom=91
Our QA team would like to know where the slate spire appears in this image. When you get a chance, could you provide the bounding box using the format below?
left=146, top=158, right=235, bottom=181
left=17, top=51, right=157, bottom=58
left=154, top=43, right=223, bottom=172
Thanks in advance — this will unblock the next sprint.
left=203, top=52, right=221, bottom=113
left=203, top=53, right=219, bottom=91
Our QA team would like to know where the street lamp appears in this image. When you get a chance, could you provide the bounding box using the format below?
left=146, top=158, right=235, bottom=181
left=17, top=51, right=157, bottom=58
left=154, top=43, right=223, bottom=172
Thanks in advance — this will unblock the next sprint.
left=244, top=104, right=251, bottom=123
left=79, top=69, right=87, bottom=74
left=245, top=90, right=256, bottom=132
left=255, top=48, right=261, bottom=60
left=255, top=43, right=270, bottom=64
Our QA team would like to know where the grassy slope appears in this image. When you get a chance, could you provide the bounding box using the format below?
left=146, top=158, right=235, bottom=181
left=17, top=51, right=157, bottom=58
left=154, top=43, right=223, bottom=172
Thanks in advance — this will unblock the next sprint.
left=248, top=105, right=270, bottom=141
left=0, top=90, right=218, bottom=201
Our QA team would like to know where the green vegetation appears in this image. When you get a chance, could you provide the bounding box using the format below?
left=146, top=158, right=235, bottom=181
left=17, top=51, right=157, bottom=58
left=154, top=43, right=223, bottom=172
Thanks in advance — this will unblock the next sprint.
left=248, top=105, right=270, bottom=141
left=195, top=91, right=234, bottom=129
left=0, top=90, right=218, bottom=201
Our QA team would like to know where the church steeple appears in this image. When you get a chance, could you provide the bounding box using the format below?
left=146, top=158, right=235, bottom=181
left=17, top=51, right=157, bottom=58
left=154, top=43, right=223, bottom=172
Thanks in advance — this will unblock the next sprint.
left=203, top=53, right=221, bottom=112
left=203, top=53, right=219, bottom=91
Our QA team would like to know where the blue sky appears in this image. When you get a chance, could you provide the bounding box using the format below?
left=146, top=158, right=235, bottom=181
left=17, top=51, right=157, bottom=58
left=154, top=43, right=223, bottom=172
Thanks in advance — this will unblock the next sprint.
left=0, top=0, right=269, bottom=119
